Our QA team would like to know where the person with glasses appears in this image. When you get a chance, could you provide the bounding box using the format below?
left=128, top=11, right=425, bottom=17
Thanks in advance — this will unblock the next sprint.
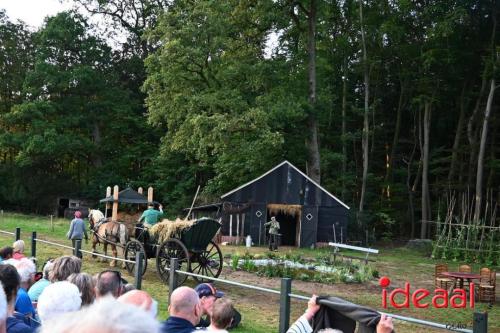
left=95, top=270, right=124, bottom=299
left=194, top=283, right=241, bottom=330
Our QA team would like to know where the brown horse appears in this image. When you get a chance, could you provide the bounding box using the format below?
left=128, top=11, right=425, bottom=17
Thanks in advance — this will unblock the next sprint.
left=88, top=209, right=129, bottom=267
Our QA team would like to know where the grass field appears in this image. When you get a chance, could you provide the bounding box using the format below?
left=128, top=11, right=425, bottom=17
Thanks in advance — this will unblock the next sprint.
left=0, top=212, right=498, bottom=333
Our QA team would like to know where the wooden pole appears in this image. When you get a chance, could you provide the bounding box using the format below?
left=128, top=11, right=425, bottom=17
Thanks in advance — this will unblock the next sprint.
left=112, top=185, right=119, bottom=221
left=242, top=213, right=245, bottom=237
left=50, top=215, right=54, bottom=232
left=229, top=215, right=233, bottom=241
left=185, top=185, right=201, bottom=220
left=236, top=214, right=240, bottom=244
left=147, top=187, right=154, bottom=204
left=105, top=186, right=111, bottom=217
left=138, top=187, right=143, bottom=195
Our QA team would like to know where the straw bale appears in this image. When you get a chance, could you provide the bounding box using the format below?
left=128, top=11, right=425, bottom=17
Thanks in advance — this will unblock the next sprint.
left=148, top=218, right=195, bottom=243
left=267, top=204, right=302, bottom=217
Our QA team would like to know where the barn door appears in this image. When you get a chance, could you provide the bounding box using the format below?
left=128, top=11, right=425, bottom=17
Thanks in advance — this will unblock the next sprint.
left=300, top=206, right=318, bottom=248
left=250, top=204, right=268, bottom=246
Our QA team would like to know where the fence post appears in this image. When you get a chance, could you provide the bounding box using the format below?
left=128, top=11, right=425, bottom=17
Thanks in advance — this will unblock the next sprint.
left=279, top=278, right=292, bottom=333
left=168, top=258, right=178, bottom=305
left=134, top=251, right=144, bottom=290
left=15, top=227, right=20, bottom=241
left=473, top=312, right=488, bottom=333
left=31, top=232, right=37, bottom=258
left=74, top=240, right=82, bottom=259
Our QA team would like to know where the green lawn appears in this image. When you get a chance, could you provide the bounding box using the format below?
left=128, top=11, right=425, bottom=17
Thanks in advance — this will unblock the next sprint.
left=0, top=212, right=498, bottom=333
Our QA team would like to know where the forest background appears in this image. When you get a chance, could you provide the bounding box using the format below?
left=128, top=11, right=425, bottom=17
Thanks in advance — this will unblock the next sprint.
left=0, top=0, right=498, bottom=242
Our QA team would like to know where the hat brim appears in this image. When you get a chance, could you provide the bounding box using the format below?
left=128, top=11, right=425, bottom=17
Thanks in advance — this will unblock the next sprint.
left=215, top=291, right=224, bottom=298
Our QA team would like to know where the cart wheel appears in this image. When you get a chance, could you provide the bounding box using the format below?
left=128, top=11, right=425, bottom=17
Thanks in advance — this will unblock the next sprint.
left=192, top=241, right=223, bottom=283
left=124, top=240, right=147, bottom=276
left=156, top=238, right=191, bottom=285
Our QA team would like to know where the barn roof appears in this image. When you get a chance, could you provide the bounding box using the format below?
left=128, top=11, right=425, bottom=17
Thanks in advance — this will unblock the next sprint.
left=99, top=187, right=153, bottom=204
left=221, top=161, right=350, bottom=209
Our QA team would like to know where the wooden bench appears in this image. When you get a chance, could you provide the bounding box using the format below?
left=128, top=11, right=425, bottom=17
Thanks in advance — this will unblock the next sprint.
left=328, top=242, right=379, bottom=265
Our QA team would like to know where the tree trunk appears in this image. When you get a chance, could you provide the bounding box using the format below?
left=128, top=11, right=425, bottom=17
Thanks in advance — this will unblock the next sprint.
left=385, top=79, right=405, bottom=186
left=448, top=83, right=467, bottom=183
left=305, top=0, right=321, bottom=184
left=341, top=61, right=348, bottom=200
left=92, top=122, right=103, bottom=167
left=420, top=101, right=431, bottom=239
left=358, top=0, right=369, bottom=212
left=474, top=78, right=496, bottom=222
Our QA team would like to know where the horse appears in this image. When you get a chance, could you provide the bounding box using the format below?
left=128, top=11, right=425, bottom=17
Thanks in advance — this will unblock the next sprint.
left=88, top=209, right=129, bottom=267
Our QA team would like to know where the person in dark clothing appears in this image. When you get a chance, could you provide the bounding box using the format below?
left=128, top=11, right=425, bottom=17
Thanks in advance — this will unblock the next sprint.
left=287, top=295, right=394, bottom=333
left=0, top=247, right=13, bottom=263
left=0, top=265, right=34, bottom=333
left=161, top=286, right=201, bottom=333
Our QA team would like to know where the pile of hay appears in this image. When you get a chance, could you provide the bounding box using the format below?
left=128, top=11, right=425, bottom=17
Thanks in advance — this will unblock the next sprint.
left=148, top=218, right=195, bottom=243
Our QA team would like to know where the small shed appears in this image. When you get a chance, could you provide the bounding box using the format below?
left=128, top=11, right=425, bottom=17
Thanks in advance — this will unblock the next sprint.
left=220, top=161, right=350, bottom=248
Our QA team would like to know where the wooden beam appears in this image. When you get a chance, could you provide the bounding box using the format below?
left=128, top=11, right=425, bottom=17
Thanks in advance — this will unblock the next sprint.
left=105, top=186, right=111, bottom=212
left=138, top=187, right=143, bottom=195
left=147, top=187, right=153, bottom=203
left=112, top=185, right=119, bottom=221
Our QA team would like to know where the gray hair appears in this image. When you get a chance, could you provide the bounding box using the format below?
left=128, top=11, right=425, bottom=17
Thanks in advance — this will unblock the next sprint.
left=67, top=273, right=95, bottom=306
left=39, top=297, right=160, bottom=333
left=12, top=240, right=24, bottom=253
left=50, top=256, right=82, bottom=282
left=38, top=281, right=81, bottom=323
left=4, top=258, right=35, bottom=283
left=318, top=329, right=344, bottom=333
left=42, top=260, right=55, bottom=280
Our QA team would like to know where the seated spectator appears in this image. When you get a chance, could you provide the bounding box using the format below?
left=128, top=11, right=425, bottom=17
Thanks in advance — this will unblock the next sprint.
left=194, top=283, right=240, bottom=329
left=95, top=270, right=123, bottom=299
left=0, top=282, right=8, bottom=333
left=37, top=281, right=81, bottom=324
left=39, top=297, right=160, bottom=333
left=0, top=248, right=13, bottom=263
left=207, top=298, right=235, bottom=333
left=49, top=256, right=81, bottom=282
left=11, top=242, right=25, bottom=261
left=161, top=286, right=201, bottom=333
left=28, top=259, right=54, bottom=303
left=287, top=295, right=394, bottom=333
left=3, top=259, right=35, bottom=320
left=0, top=264, right=34, bottom=333
left=67, top=273, right=95, bottom=306
left=118, top=290, right=157, bottom=318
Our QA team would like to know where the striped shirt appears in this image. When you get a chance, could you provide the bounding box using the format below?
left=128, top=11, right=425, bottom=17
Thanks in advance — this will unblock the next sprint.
left=287, top=315, right=312, bottom=333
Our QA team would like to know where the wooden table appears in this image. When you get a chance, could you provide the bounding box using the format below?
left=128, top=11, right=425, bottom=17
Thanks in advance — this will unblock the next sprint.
left=442, top=272, right=481, bottom=289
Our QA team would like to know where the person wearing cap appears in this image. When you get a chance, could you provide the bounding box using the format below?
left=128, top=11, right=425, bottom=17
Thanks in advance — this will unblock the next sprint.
left=264, top=216, right=280, bottom=251
left=139, top=203, right=164, bottom=228
left=194, top=283, right=241, bottom=330
left=67, top=211, right=88, bottom=248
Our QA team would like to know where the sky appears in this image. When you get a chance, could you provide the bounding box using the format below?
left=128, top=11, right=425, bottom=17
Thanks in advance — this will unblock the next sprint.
left=0, top=0, right=72, bottom=29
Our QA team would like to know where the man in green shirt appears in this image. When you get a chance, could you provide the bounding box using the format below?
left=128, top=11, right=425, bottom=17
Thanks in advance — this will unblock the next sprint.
left=139, top=203, right=164, bottom=228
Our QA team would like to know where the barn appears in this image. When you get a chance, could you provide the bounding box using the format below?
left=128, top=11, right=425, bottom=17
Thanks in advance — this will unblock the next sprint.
left=219, top=161, right=350, bottom=248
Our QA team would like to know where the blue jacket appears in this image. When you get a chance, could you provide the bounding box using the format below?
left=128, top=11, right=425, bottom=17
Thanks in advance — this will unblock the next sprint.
left=161, top=316, right=197, bottom=333
left=6, top=316, right=34, bottom=333
left=67, top=218, right=88, bottom=240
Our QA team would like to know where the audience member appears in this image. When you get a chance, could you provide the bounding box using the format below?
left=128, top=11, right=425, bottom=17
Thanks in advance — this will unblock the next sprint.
left=207, top=298, right=235, bottom=333
left=95, top=270, right=123, bottom=298
left=0, top=248, right=13, bottom=263
left=0, top=264, right=34, bottom=333
left=67, top=273, right=95, bottom=306
left=11, top=242, right=25, bottom=261
left=49, top=256, right=81, bottom=282
left=37, top=281, right=81, bottom=324
left=194, top=283, right=241, bottom=329
left=287, top=295, right=394, bottom=333
left=28, top=259, right=54, bottom=303
left=0, top=282, right=8, bottom=333
left=39, top=297, right=160, bottom=333
left=161, top=286, right=201, bottom=333
left=118, top=290, right=157, bottom=318
left=3, top=260, right=35, bottom=320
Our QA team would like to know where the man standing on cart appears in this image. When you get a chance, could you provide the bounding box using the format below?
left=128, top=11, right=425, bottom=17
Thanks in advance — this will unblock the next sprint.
left=139, top=203, right=164, bottom=228
left=264, top=216, right=280, bottom=251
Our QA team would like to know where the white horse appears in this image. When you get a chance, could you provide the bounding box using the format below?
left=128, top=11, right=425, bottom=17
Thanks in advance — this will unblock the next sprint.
left=88, top=209, right=128, bottom=267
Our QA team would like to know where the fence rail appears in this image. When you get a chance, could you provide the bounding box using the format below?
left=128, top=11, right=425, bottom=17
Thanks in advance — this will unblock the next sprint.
left=0, top=227, right=488, bottom=333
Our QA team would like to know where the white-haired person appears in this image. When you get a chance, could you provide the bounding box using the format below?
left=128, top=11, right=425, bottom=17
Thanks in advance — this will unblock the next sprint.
left=37, top=281, right=81, bottom=324
left=3, top=259, right=36, bottom=322
left=0, top=282, right=7, bottom=333
left=28, top=259, right=54, bottom=303
left=39, top=297, right=160, bottom=333
left=11, top=242, right=25, bottom=261
left=0, top=264, right=34, bottom=333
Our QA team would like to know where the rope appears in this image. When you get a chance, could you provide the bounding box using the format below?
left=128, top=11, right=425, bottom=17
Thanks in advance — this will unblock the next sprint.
left=0, top=230, right=15, bottom=236
left=34, top=238, right=75, bottom=251
left=79, top=249, right=136, bottom=264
